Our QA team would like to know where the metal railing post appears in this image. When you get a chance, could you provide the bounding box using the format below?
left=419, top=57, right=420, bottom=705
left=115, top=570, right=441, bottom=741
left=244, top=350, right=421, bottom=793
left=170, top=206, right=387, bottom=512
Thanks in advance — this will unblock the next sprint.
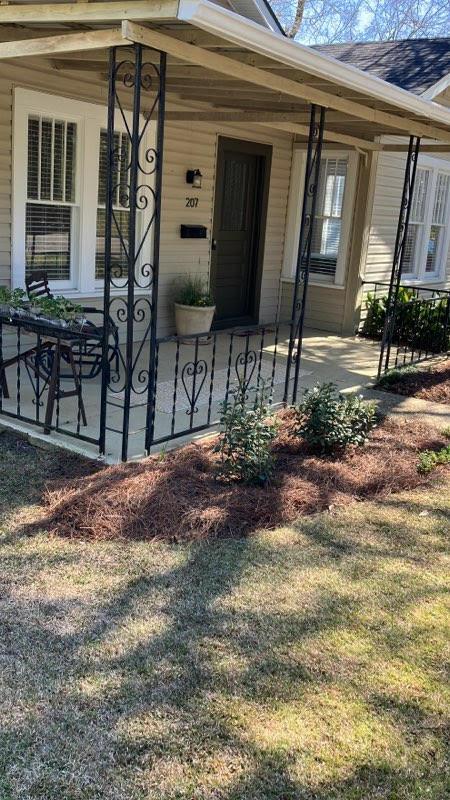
left=377, top=135, right=421, bottom=378
left=283, top=104, right=326, bottom=405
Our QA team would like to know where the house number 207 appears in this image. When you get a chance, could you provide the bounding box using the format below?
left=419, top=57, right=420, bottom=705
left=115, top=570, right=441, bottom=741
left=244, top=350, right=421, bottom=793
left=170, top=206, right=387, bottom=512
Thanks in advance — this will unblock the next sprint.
left=185, top=197, right=199, bottom=208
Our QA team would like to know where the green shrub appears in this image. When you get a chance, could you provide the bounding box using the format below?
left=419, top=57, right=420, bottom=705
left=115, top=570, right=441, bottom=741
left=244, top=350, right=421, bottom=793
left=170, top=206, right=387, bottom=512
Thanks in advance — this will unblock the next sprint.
left=36, top=296, right=82, bottom=321
left=295, top=382, right=377, bottom=453
left=0, top=286, right=26, bottom=308
left=442, top=427, right=450, bottom=441
left=417, top=445, right=450, bottom=475
left=174, top=275, right=214, bottom=308
left=216, top=385, right=278, bottom=485
left=377, top=364, right=417, bottom=388
left=361, top=289, right=450, bottom=355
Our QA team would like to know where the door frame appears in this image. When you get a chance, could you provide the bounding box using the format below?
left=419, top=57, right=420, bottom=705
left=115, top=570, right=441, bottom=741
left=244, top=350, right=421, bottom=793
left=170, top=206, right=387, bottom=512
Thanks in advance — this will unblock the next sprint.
left=211, top=136, right=272, bottom=328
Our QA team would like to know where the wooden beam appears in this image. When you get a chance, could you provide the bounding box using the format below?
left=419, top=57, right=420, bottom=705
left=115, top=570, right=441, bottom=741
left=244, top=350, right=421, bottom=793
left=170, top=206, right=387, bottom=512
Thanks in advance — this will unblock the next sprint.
left=260, top=122, right=379, bottom=151
left=166, top=109, right=356, bottom=124
left=0, top=1, right=179, bottom=24
left=51, top=58, right=108, bottom=71
left=380, top=143, right=450, bottom=153
left=123, top=21, right=450, bottom=144
left=0, top=27, right=126, bottom=59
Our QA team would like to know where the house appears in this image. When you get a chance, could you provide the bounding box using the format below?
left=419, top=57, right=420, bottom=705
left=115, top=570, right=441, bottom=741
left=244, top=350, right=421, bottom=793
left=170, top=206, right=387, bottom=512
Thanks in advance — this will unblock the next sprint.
left=0, top=0, right=449, bottom=461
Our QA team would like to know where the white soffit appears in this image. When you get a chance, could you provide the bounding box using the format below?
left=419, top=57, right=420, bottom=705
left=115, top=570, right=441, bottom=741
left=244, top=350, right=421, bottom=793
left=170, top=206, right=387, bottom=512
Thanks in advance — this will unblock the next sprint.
left=178, top=0, right=450, bottom=131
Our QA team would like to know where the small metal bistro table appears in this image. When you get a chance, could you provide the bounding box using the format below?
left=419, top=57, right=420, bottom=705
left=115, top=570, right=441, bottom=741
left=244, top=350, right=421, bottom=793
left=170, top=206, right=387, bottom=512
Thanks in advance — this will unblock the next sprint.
left=0, top=309, right=101, bottom=434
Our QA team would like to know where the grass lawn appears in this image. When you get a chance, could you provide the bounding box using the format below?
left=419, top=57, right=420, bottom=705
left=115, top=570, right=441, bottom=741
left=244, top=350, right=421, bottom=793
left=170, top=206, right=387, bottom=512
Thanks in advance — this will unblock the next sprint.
left=0, top=432, right=449, bottom=800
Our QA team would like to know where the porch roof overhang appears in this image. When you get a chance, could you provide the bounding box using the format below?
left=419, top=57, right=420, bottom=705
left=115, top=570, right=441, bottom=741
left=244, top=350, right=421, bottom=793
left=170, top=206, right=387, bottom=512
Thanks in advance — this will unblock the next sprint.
left=0, top=0, right=450, bottom=150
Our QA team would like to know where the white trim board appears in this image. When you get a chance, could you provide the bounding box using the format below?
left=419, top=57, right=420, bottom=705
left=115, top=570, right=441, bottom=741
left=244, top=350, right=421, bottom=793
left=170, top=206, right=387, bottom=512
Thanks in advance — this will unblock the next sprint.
left=282, top=147, right=358, bottom=288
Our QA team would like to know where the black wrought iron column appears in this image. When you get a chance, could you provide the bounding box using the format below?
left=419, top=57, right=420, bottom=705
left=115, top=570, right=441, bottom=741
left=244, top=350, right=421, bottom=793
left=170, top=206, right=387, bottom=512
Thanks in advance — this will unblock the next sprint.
left=283, top=104, right=326, bottom=405
left=377, top=135, right=421, bottom=377
left=99, top=43, right=166, bottom=461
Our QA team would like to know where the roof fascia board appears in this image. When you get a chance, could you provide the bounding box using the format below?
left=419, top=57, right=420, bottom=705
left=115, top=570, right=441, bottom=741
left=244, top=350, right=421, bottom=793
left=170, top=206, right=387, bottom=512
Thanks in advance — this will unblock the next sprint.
left=177, top=0, right=450, bottom=130
left=249, top=0, right=286, bottom=34
left=422, top=73, right=450, bottom=101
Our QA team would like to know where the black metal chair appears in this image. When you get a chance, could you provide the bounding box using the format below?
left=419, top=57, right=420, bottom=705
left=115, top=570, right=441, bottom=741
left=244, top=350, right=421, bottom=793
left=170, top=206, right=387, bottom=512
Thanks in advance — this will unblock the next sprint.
left=25, top=270, right=119, bottom=381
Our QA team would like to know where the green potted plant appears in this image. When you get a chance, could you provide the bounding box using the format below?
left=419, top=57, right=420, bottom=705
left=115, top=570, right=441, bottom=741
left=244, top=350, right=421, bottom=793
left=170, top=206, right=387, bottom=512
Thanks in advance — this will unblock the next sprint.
left=37, top=296, right=83, bottom=326
left=0, top=286, right=27, bottom=316
left=174, top=275, right=216, bottom=338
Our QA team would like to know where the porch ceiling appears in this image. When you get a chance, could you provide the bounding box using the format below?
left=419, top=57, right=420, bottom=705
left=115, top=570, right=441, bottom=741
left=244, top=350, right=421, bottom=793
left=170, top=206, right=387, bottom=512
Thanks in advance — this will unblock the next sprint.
left=0, top=0, right=450, bottom=150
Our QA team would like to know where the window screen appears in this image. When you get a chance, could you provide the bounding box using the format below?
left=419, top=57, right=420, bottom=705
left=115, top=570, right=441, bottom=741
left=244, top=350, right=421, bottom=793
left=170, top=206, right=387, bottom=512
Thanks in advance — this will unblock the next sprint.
left=310, top=157, right=348, bottom=278
left=25, top=115, right=77, bottom=281
left=96, top=130, right=130, bottom=280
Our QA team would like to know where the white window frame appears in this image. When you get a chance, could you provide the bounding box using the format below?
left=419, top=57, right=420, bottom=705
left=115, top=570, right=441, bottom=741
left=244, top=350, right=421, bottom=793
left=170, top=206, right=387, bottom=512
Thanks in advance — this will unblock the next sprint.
left=283, top=148, right=358, bottom=288
left=401, top=155, right=450, bottom=284
left=13, top=88, right=154, bottom=297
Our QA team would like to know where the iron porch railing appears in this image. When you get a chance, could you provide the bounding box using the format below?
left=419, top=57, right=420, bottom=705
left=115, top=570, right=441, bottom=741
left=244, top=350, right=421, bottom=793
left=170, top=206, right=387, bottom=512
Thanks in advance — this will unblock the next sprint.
left=147, top=322, right=285, bottom=448
left=0, top=310, right=102, bottom=447
left=360, top=281, right=450, bottom=374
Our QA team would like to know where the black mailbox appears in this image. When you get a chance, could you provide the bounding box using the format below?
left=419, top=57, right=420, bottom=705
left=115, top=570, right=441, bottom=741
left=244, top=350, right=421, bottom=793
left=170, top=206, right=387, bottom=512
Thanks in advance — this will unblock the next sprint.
left=180, top=224, right=208, bottom=239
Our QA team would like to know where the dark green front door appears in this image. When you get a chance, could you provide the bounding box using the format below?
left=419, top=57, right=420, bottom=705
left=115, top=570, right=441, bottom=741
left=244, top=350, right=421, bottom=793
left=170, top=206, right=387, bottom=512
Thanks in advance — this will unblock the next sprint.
left=211, top=138, right=271, bottom=326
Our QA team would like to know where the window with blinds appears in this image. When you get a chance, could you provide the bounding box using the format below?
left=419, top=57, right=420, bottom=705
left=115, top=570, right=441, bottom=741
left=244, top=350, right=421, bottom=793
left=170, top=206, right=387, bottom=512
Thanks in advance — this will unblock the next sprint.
left=401, top=168, right=428, bottom=276
left=426, top=172, right=450, bottom=274
left=310, top=157, right=348, bottom=277
left=95, top=130, right=131, bottom=280
left=402, top=167, right=449, bottom=279
left=25, top=115, right=77, bottom=281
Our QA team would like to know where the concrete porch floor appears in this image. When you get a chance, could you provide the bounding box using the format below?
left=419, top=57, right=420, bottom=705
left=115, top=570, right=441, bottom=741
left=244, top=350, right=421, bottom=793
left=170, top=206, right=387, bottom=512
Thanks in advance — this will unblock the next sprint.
left=0, top=328, right=382, bottom=462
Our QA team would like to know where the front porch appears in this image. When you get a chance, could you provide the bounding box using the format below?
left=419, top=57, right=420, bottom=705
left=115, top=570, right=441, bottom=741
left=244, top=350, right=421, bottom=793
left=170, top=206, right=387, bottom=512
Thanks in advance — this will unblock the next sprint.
left=0, top=2, right=449, bottom=461
left=0, top=327, right=381, bottom=461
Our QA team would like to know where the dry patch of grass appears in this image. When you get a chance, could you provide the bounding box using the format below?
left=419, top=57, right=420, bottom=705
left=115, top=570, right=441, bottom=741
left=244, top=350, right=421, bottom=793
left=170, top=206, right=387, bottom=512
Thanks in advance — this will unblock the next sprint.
left=0, top=431, right=449, bottom=799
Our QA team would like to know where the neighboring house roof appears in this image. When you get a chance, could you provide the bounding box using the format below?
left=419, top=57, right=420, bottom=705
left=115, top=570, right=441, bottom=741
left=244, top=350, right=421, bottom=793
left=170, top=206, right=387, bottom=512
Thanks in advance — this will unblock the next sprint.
left=313, top=38, right=450, bottom=96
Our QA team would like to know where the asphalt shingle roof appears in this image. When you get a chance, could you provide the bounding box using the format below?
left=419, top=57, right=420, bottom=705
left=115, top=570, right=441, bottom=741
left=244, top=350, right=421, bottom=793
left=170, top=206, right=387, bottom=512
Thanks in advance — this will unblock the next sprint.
left=313, top=38, right=450, bottom=95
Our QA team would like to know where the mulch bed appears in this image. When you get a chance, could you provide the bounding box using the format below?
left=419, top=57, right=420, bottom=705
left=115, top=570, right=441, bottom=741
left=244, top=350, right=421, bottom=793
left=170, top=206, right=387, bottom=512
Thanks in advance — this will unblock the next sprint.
left=381, top=360, right=450, bottom=404
left=36, top=412, right=449, bottom=542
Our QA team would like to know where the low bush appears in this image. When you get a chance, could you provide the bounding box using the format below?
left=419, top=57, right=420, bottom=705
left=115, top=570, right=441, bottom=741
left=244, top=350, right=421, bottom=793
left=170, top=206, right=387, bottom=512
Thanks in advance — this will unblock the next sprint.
left=417, top=445, right=450, bottom=475
left=216, top=385, right=278, bottom=485
left=295, top=382, right=377, bottom=453
left=377, top=364, right=417, bottom=388
left=361, top=289, right=450, bottom=355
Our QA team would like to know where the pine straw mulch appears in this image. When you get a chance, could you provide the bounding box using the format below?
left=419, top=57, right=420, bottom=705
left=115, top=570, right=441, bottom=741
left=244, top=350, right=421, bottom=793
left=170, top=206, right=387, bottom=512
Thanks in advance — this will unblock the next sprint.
left=33, top=412, right=449, bottom=542
left=381, top=359, right=450, bottom=404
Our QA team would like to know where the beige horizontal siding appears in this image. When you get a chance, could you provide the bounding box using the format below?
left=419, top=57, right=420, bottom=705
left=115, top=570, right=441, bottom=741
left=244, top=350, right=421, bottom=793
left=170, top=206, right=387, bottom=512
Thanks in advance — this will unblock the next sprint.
left=364, top=148, right=450, bottom=291
left=279, top=280, right=346, bottom=334
left=0, top=58, right=293, bottom=338
left=157, top=114, right=292, bottom=335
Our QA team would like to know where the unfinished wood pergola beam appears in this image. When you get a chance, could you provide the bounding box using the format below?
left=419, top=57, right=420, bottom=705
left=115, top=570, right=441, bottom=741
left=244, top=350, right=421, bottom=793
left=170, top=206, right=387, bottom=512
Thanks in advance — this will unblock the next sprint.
left=0, top=1, right=179, bottom=24
left=261, top=122, right=379, bottom=151
left=165, top=110, right=363, bottom=124
left=0, top=27, right=126, bottom=59
left=123, top=21, right=450, bottom=145
left=381, top=144, right=450, bottom=153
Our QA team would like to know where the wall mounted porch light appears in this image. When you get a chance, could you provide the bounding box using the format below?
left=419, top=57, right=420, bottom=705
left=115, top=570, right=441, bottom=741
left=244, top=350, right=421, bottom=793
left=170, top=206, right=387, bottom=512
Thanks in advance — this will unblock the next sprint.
left=186, top=169, right=203, bottom=188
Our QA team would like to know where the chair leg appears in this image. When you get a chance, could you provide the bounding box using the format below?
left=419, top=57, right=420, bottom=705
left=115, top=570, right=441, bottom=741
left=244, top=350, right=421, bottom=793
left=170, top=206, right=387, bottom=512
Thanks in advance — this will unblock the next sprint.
left=66, top=346, right=87, bottom=427
left=44, top=342, right=60, bottom=434
left=0, top=366, right=9, bottom=399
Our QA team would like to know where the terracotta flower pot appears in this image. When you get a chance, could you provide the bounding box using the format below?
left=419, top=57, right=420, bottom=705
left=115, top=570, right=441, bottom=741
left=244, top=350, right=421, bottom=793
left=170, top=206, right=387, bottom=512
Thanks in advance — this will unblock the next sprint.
left=174, top=302, right=216, bottom=338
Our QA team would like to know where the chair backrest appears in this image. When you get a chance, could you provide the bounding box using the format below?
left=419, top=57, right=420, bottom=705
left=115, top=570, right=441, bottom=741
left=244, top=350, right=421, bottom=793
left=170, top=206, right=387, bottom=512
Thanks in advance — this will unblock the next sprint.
left=26, top=270, right=53, bottom=301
